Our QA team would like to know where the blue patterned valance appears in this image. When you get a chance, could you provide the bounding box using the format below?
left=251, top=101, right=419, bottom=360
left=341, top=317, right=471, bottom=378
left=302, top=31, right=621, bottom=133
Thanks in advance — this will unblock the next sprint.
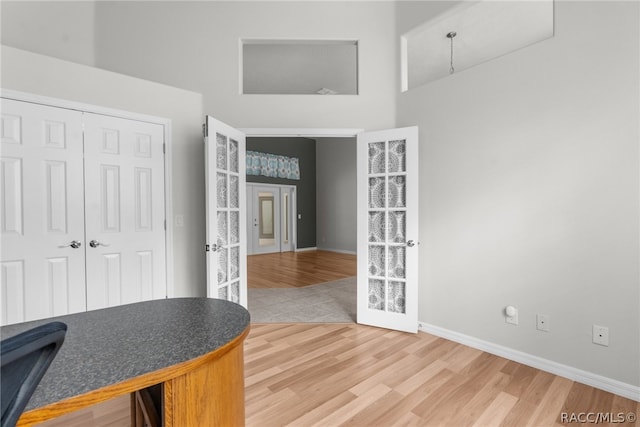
left=246, top=151, right=300, bottom=180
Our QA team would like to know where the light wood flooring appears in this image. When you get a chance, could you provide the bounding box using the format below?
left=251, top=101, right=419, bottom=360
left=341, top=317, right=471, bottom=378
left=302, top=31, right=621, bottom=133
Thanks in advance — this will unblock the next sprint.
left=246, top=323, right=638, bottom=427
left=38, top=323, right=639, bottom=427
left=248, top=251, right=357, bottom=288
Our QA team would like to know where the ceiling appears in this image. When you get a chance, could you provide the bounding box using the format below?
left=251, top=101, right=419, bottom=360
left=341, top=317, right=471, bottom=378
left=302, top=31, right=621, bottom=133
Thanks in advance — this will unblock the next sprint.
left=402, top=0, right=555, bottom=90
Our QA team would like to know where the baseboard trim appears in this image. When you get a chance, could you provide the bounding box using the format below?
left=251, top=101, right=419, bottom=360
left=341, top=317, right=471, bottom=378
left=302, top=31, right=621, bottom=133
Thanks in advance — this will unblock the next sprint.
left=295, top=247, right=318, bottom=253
left=418, top=322, right=640, bottom=402
left=317, top=248, right=357, bottom=255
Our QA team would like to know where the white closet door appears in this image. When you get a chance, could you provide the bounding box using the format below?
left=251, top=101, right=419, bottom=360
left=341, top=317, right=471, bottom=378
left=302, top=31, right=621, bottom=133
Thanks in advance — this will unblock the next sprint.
left=204, top=116, right=247, bottom=308
left=0, top=98, right=86, bottom=325
left=83, top=113, right=167, bottom=309
left=357, top=126, right=419, bottom=333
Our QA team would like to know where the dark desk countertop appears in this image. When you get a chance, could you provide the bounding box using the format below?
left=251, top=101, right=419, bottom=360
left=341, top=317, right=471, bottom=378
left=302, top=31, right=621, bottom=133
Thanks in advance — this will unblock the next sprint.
left=1, top=298, right=250, bottom=411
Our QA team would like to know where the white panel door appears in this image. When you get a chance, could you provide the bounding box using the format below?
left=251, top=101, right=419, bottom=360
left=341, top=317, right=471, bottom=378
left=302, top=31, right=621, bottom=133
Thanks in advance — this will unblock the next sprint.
left=0, top=98, right=86, bottom=325
left=83, top=113, right=166, bottom=309
left=357, top=127, right=419, bottom=333
left=247, top=184, right=281, bottom=255
left=204, top=116, right=247, bottom=307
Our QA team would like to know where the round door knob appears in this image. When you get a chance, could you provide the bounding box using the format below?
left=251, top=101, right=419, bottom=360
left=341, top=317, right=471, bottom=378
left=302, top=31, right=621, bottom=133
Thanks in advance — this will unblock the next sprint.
left=407, top=240, right=416, bottom=247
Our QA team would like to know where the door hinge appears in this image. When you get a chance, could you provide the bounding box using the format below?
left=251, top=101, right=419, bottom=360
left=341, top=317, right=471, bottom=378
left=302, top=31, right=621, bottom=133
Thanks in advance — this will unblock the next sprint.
left=205, top=244, right=211, bottom=252
left=202, top=122, right=208, bottom=138
left=163, top=143, right=166, bottom=154
left=164, top=219, right=166, bottom=230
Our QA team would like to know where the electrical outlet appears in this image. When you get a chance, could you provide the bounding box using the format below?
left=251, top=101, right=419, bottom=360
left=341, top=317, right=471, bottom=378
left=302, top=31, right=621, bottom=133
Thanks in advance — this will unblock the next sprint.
left=505, top=306, right=518, bottom=325
left=536, top=314, right=550, bottom=332
left=593, top=325, right=609, bottom=346
left=175, top=215, right=184, bottom=227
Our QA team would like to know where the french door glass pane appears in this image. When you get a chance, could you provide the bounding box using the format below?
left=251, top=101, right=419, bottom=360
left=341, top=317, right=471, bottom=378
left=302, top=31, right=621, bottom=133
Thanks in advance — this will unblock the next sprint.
left=366, top=139, right=407, bottom=313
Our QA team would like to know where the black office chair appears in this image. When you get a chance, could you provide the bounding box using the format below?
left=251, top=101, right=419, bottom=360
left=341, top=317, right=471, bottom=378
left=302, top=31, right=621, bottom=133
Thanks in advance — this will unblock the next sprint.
left=1, top=322, right=67, bottom=427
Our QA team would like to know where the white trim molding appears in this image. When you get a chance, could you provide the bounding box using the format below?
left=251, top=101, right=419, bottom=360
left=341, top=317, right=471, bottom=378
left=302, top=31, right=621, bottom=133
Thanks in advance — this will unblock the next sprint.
left=418, top=322, right=640, bottom=402
left=295, top=246, right=318, bottom=253
left=317, top=248, right=357, bottom=256
left=240, top=128, right=363, bottom=138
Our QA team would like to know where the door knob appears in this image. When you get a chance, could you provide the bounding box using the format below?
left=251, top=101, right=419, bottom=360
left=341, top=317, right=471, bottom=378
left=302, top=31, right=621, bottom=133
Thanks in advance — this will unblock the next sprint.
left=59, top=240, right=82, bottom=249
left=89, top=240, right=110, bottom=248
left=406, top=240, right=417, bottom=247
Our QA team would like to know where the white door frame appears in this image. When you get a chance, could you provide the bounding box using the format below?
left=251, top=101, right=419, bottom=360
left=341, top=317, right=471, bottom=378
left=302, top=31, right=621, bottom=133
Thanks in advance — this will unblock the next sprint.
left=1, top=89, right=175, bottom=298
left=240, top=128, right=363, bottom=138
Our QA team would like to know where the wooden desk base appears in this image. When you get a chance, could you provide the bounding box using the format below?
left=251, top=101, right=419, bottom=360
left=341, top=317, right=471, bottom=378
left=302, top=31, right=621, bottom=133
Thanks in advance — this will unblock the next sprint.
left=18, top=326, right=248, bottom=427
left=164, top=339, right=245, bottom=426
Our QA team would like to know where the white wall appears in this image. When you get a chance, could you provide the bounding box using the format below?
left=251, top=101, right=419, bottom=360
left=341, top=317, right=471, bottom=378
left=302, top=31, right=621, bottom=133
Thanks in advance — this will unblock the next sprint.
left=0, top=1, right=96, bottom=66
left=316, top=137, right=357, bottom=254
left=397, top=1, right=640, bottom=388
left=1, top=46, right=206, bottom=298
left=93, top=1, right=396, bottom=130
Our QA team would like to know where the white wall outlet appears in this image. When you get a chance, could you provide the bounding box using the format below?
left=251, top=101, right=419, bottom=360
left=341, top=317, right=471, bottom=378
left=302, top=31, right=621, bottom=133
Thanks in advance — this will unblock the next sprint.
left=536, top=314, right=550, bottom=332
left=505, top=306, right=518, bottom=325
left=593, top=325, right=609, bottom=346
left=175, top=215, right=184, bottom=227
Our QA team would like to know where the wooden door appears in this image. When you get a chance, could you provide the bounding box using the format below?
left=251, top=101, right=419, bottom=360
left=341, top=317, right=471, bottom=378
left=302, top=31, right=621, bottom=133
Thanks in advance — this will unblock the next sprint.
left=356, top=127, right=419, bottom=333
left=204, top=116, right=247, bottom=307
left=0, top=98, right=86, bottom=324
left=83, top=113, right=167, bottom=309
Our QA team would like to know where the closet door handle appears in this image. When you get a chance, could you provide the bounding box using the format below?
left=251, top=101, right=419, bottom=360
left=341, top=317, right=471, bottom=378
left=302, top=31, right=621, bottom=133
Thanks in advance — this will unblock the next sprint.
left=89, top=240, right=110, bottom=248
left=59, top=240, right=82, bottom=249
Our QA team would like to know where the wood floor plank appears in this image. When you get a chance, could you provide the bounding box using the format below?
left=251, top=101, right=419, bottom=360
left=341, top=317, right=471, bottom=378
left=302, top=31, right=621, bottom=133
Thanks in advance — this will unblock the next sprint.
left=502, top=363, right=540, bottom=398
left=448, top=372, right=512, bottom=426
left=308, top=383, right=392, bottom=427
left=471, top=391, right=519, bottom=427
left=501, top=398, right=540, bottom=427
left=248, top=250, right=356, bottom=288
left=284, top=391, right=358, bottom=427
left=527, top=376, right=575, bottom=426
left=35, top=395, right=129, bottom=427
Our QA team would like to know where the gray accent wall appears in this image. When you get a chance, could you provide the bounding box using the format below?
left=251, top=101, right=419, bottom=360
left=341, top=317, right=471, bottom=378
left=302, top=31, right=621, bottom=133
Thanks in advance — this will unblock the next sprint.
left=316, top=138, right=357, bottom=254
left=246, top=137, right=316, bottom=249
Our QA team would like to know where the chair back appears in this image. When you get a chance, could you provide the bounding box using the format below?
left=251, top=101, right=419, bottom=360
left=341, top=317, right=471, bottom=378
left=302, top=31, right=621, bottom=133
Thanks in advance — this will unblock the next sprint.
left=1, top=322, right=67, bottom=427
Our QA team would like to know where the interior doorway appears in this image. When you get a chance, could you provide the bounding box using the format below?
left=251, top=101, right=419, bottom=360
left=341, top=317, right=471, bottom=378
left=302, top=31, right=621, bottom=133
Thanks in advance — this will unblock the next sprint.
left=246, top=183, right=296, bottom=255
left=242, top=129, right=360, bottom=322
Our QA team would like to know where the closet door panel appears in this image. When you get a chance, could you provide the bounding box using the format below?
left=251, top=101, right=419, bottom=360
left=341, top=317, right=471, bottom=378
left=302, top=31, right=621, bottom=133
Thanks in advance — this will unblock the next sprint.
left=83, top=113, right=166, bottom=310
left=0, top=98, right=86, bottom=325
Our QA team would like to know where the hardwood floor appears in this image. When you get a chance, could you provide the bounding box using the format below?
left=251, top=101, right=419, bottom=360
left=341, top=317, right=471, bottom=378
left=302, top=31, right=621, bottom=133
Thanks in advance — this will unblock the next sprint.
left=248, top=250, right=357, bottom=288
left=35, top=394, right=129, bottom=427
left=36, top=323, right=639, bottom=426
left=245, top=323, right=639, bottom=427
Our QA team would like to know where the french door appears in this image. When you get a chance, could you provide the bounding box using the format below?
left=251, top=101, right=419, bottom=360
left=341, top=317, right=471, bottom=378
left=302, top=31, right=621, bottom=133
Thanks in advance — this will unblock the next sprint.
left=204, top=116, right=247, bottom=308
left=357, top=126, right=419, bottom=333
